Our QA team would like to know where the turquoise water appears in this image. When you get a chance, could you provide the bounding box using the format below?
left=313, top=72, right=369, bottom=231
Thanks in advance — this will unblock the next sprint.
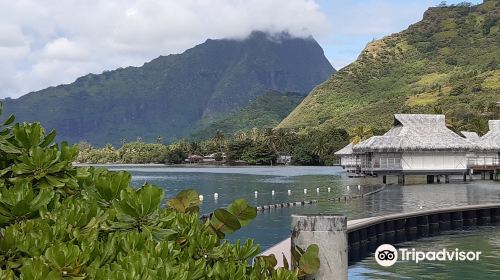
left=105, top=165, right=500, bottom=278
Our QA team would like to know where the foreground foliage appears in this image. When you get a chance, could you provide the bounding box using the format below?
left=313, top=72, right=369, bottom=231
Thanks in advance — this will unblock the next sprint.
left=0, top=105, right=319, bottom=279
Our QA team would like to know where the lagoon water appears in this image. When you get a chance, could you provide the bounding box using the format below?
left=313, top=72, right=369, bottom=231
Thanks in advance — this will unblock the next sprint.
left=106, top=165, right=500, bottom=279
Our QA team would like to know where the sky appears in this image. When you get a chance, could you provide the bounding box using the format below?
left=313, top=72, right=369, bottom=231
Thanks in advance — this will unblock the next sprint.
left=0, top=0, right=483, bottom=98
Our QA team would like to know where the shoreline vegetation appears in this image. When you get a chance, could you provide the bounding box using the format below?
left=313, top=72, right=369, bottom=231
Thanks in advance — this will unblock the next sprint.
left=76, top=127, right=353, bottom=167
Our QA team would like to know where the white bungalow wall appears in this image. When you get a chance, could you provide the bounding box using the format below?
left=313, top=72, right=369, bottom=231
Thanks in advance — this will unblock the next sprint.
left=340, top=155, right=358, bottom=166
left=402, top=151, right=467, bottom=171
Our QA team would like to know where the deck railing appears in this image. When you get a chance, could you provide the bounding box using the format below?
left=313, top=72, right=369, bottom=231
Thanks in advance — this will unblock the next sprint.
left=361, top=157, right=402, bottom=171
left=467, top=156, right=500, bottom=168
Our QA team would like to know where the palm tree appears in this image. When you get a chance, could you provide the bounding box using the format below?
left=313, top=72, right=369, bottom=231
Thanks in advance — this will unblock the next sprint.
left=234, top=131, right=248, bottom=142
left=349, top=126, right=373, bottom=144
left=262, top=128, right=279, bottom=156
left=312, top=138, right=328, bottom=158
left=466, top=118, right=489, bottom=135
left=212, top=130, right=226, bottom=154
left=249, top=127, right=261, bottom=143
left=446, top=117, right=465, bottom=133
left=274, top=128, right=292, bottom=155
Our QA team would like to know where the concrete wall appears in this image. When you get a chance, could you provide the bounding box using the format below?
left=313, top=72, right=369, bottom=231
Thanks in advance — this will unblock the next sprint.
left=402, top=151, right=467, bottom=171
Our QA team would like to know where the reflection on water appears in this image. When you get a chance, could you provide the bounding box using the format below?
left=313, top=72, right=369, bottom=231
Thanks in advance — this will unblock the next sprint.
left=108, top=165, right=500, bottom=278
left=349, top=227, right=500, bottom=280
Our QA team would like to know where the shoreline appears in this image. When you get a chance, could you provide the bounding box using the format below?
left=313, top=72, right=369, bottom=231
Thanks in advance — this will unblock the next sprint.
left=72, top=163, right=336, bottom=168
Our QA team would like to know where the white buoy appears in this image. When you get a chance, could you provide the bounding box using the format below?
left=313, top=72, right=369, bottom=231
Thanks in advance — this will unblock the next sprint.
left=316, top=188, right=320, bottom=193
left=328, top=187, right=331, bottom=192
left=358, top=185, right=361, bottom=190
left=214, top=193, right=219, bottom=199
left=254, top=191, right=258, bottom=197
left=304, top=188, right=307, bottom=194
left=198, top=195, right=204, bottom=201
left=347, top=185, right=350, bottom=191
left=288, top=189, right=291, bottom=195
left=272, top=190, right=275, bottom=195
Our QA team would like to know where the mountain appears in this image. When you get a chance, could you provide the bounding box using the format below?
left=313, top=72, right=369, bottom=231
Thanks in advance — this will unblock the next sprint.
left=4, top=31, right=334, bottom=146
left=191, top=90, right=304, bottom=139
left=280, top=1, right=500, bottom=133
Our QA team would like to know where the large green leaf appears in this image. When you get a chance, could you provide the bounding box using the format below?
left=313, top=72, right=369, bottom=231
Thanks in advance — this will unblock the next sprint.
left=227, top=198, right=256, bottom=226
left=210, top=209, right=241, bottom=235
left=167, top=189, right=199, bottom=213
left=298, top=244, right=320, bottom=275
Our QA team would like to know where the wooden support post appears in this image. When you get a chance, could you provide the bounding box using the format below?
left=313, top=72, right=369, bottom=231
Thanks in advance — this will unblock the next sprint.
left=397, top=175, right=405, bottom=185
left=436, top=175, right=441, bottom=183
left=463, top=173, right=467, bottom=182
left=382, top=175, right=387, bottom=184
left=426, top=175, right=434, bottom=184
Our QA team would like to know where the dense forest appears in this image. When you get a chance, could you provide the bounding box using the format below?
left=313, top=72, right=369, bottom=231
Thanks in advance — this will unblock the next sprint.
left=76, top=125, right=355, bottom=166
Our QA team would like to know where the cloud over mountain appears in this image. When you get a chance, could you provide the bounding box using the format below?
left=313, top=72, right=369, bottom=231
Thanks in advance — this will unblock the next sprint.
left=0, top=0, right=329, bottom=98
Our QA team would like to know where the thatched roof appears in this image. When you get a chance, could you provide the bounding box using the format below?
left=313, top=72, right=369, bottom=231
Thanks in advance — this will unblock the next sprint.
left=478, top=120, right=500, bottom=151
left=334, top=143, right=354, bottom=155
left=461, top=131, right=481, bottom=142
left=353, top=114, right=477, bottom=153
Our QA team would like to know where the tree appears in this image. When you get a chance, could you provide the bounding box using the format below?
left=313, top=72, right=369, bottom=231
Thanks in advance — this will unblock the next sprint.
left=212, top=130, right=226, bottom=155
left=349, top=126, right=373, bottom=144
left=465, top=117, right=489, bottom=135
left=446, top=117, right=465, bottom=133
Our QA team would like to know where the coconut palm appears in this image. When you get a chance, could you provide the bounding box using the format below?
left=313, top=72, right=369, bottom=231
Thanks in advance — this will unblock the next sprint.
left=446, top=117, right=465, bottom=133
left=312, top=134, right=329, bottom=158
left=262, top=128, right=279, bottom=155
left=466, top=118, right=489, bottom=135
left=234, top=131, right=248, bottom=142
left=274, top=128, right=293, bottom=155
left=212, top=130, right=226, bottom=154
left=349, top=126, right=373, bottom=144
left=249, top=127, right=261, bottom=143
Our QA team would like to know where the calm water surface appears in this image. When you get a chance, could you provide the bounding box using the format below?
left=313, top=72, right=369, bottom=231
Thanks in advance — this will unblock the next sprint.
left=106, top=165, right=500, bottom=279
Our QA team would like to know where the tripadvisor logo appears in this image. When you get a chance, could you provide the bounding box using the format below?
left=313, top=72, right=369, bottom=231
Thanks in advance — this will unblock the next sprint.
left=375, top=244, right=398, bottom=267
left=374, top=244, right=482, bottom=267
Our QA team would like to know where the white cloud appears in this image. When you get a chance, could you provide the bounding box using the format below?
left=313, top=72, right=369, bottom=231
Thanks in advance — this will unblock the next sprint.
left=42, top=38, right=88, bottom=61
left=0, top=0, right=330, bottom=98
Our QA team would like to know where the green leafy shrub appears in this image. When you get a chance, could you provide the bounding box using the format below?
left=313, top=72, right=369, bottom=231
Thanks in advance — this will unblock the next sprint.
left=0, top=104, right=319, bottom=279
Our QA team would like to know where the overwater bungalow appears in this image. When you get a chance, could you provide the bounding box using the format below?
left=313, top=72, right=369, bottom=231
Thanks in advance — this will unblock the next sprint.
left=468, top=120, right=500, bottom=171
left=334, top=143, right=359, bottom=173
left=337, top=114, right=479, bottom=183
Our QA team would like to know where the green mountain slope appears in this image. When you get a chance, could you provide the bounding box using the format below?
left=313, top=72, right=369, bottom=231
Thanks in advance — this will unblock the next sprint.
left=4, top=31, right=334, bottom=146
left=191, top=90, right=304, bottom=139
left=280, top=1, right=500, bottom=133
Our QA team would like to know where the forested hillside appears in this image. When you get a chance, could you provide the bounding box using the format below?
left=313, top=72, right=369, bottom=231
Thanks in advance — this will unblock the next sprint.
left=280, top=1, right=500, bottom=134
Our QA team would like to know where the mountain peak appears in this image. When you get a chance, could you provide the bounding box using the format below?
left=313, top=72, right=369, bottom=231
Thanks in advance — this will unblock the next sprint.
left=4, top=31, right=334, bottom=145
